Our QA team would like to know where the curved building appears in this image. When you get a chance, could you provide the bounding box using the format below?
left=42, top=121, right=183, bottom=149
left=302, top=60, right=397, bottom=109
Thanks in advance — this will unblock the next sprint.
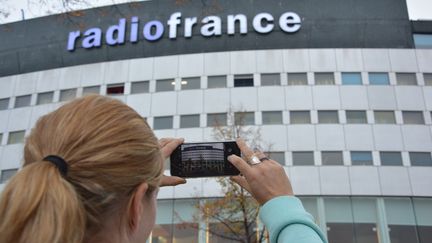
left=1, top=0, right=432, bottom=242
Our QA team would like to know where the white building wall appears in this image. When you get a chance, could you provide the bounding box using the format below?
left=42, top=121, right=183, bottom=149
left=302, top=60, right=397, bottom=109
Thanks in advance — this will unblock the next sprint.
left=1, top=48, right=432, bottom=198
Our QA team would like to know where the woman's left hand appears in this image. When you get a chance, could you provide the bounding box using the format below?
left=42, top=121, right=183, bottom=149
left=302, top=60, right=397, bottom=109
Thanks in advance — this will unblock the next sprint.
left=159, top=138, right=187, bottom=187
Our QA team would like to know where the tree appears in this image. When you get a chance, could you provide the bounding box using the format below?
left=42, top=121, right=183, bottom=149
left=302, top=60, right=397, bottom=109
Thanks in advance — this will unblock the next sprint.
left=184, top=110, right=271, bottom=243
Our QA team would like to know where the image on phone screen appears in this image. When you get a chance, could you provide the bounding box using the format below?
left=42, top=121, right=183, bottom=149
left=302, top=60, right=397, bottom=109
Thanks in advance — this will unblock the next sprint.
left=170, top=141, right=240, bottom=178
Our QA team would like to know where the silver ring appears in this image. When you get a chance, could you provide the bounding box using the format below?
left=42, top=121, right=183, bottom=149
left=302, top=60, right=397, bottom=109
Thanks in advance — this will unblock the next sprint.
left=248, top=155, right=262, bottom=165
left=259, top=157, right=270, bottom=162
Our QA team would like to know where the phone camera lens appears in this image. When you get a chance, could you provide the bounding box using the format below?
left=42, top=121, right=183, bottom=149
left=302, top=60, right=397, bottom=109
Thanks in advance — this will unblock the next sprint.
left=228, top=148, right=232, bottom=153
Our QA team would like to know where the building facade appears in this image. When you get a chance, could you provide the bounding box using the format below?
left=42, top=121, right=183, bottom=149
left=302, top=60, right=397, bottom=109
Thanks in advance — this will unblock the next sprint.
left=1, top=0, right=432, bottom=242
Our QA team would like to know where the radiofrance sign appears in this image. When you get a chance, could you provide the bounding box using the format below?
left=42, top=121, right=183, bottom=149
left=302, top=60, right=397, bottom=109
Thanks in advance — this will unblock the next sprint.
left=67, top=12, right=301, bottom=51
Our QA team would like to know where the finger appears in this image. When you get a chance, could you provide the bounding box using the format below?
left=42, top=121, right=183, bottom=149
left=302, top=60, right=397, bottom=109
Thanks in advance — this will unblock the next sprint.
left=236, top=138, right=254, bottom=159
left=160, top=175, right=187, bottom=187
left=160, top=138, right=184, bottom=158
left=227, top=154, right=251, bottom=176
left=230, top=175, right=252, bottom=193
left=159, top=138, right=173, bottom=147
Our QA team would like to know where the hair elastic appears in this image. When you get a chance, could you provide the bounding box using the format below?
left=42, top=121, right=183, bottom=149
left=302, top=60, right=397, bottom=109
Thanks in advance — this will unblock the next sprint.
left=43, top=155, right=68, bottom=176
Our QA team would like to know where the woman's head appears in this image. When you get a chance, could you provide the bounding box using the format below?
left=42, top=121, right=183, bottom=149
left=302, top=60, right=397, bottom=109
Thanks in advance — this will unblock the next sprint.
left=0, top=94, right=164, bottom=243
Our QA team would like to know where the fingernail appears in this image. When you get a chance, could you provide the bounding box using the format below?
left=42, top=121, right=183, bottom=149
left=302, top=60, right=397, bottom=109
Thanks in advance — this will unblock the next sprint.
left=227, top=155, right=235, bottom=161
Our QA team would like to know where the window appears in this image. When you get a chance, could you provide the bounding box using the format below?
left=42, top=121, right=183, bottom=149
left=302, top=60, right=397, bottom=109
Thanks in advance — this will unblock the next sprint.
left=385, top=198, right=419, bottom=243
left=267, top=152, right=285, bottom=165
left=7, top=130, right=25, bottom=144
left=396, top=73, right=417, bottom=85
left=380, top=152, right=403, bottom=166
left=82, top=86, right=100, bottom=95
left=234, top=74, right=254, bottom=87
left=318, top=111, right=339, bottom=124
left=0, top=169, right=18, bottom=183
left=234, top=112, right=254, bottom=125
left=181, top=77, right=200, bottom=90
left=315, top=72, right=334, bottom=85
left=180, top=114, right=200, bottom=128
left=262, top=111, right=282, bottom=125
left=153, top=116, right=173, bottom=130
left=342, top=72, right=362, bottom=85
left=402, top=111, right=424, bottom=124
left=207, top=76, right=226, bottom=89
left=346, top=111, right=367, bottom=124
left=413, top=198, right=432, bottom=243
left=130, top=81, right=149, bottom=94
left=288, top=73, right=308, bottom=85
left=292, top=151, right=314, bottom=165
left=290, top=111, right=311, bottom=124
left=369, top=72, right=390, bottom=85
left=414, top=33, right=432, bottom=48
left=106, top=83, right=124, bottom=95
left=374, top=111, right=396, bottom=124
left=156, top=79, right=175, bottom=92
left=261, top=73, right=280, bottom=86
left=207, top=113, right=227, bottom=127
left=59, top=89, right=76, bottom=102
left=424, top=73, right=432, bottom=86
left=351, top=151, right=373, bottom=165
left=322, top=151, right=343, bottom=165
left=14, top=95, right=31, bottom=108
left=0, top=98, right=9, bottom=110
left=409, top=152, right=432, bottom=166
left=37, top=92, right=53, bottom=105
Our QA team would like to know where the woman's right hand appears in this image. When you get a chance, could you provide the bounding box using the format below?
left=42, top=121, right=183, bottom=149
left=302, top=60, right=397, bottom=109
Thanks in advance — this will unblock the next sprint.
left=228, top=138, right=294, bottom=205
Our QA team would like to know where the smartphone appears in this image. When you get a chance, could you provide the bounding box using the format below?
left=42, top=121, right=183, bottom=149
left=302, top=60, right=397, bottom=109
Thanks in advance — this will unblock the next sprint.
left=170, top=141, right=241, bottom=178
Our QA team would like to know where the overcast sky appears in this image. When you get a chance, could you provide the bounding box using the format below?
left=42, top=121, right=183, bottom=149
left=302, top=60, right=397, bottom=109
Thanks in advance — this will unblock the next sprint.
left=1, top=0, right=431, bottom=24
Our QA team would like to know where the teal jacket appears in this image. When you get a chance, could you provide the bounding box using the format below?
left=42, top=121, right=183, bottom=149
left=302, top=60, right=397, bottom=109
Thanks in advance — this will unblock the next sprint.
left=259, top=196, right=328, bottom=243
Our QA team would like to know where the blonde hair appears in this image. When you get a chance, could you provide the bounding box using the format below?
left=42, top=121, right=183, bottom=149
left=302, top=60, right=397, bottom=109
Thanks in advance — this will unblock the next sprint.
left=0, top=95, right=163, bottom=243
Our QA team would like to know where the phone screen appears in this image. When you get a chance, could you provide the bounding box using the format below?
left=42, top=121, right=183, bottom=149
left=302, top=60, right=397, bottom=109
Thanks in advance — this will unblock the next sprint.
left=170, top=141, right=240, bottom=178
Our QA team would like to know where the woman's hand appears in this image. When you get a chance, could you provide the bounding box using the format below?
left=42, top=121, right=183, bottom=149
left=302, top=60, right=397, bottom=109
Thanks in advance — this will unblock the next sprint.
left=159, top=138, right=187, bottom=187
left=228, top=138, right=293, bottom=205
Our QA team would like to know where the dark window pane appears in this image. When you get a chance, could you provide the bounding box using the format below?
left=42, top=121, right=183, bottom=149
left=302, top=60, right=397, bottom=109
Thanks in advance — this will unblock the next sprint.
left=156, top=79, right=175, bottom=92
left=351, top=151, right=373, bottom=165
left=15, top=95, right=31, bottom=108
left=288, top=73, right=308, bottom=85
left=234, top=112, right=254, bottom=125
left=37, top=91, right=53, bottom=105
left=234, top=75, right=253, bottom=87
left=374, top=111, right=396, bottom=124
left=261, top=73, right=280, bottom=86
left=154, top=116, right=173, bottom=130
left=106, top=84, right=124, bottom=95
left=403, top=111, right=424, bottom=124
left=0, top=168, right=18, bottom=183
left=424, top=73, right=432, bottom=86
left=208, top=76, right=226, bottom=88
left=292, top=151, right=314, bottom=165
left=318, top=111, right=339, bottom=124
left=418, top=226, right=432, bottom=243
left=413, top=198, right=432, bottom=243
left=60, top=89, right=76, bottom=102
left=327, top=223, right=355, bottom=243
left=322, top=151, right=343, bottom=165
left=354, top=223, right=379, bottom=243
left=180, top=115, right=200, bottom=128
left=369, top=72, right=390, bottom=85
left=83, top=86, right=100, bottom=95
left=409, top=152, right=432, bottom=166
left=262, top=111, right=282, bottom=124
left=131, top=81, right=149, bottom=94
left=315, top=72, right=334, bottom=85
left=388, top=225, right=419, bottom=243
left=396, top=73, right=417, bottom=85
left=342, top=72, right=362, bottom=85
left=346, top=111, right=367, bottom=124
left=267, top=152, right=285, bottom=165
left=207, top=113, right=227, bottom=126
left=380, top=152, right=403, bottom=166
left=290, top=111, right=310, bottom=124
left=181, top=77, right=200, bottom=90
left=0, top=98, right=9, bottom=110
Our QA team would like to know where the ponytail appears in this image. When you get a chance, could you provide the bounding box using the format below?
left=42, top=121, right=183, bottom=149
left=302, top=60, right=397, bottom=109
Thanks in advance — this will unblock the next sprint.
left=0, top=161, right=86, bottom=243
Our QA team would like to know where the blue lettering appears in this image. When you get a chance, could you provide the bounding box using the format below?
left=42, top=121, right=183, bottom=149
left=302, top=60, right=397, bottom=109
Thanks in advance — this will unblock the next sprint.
left=143, top=21, right=164, bottom=41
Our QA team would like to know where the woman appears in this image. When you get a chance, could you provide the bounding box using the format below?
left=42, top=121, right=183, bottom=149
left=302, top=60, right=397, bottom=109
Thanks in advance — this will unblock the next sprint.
left=0, top=95, right=326, bottom=243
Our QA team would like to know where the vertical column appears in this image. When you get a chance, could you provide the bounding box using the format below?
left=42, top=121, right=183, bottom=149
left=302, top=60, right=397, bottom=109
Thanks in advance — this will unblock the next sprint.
left=316, top=197, right=328, bottom=239
left=376, top=198, right=391, bottom=243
